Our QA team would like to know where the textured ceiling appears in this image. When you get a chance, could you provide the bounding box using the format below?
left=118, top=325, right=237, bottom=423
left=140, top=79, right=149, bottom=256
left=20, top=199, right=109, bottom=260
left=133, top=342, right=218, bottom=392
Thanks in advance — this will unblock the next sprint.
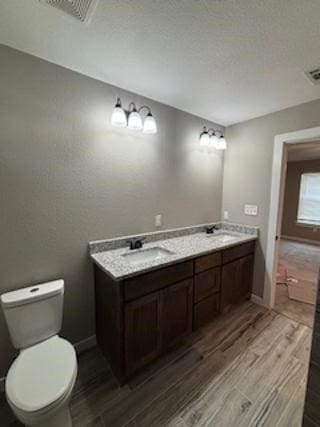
left=1, top=0, right=320, bottom=125
left=287, top=142, right=320, bottom=162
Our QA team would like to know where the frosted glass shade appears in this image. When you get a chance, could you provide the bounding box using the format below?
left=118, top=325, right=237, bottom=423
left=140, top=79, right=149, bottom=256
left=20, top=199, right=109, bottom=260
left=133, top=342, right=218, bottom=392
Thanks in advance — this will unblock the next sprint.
left=143, top=114, right=157, bottom=134
left=128, top=111, right=143, bottom=130
left=200, top=132, right=210, bottom=146
left=216, top=136, right=227, bottom=150
left=209, top=134, right=219, bottom=148
left=111, top=106, right=127, bottom=127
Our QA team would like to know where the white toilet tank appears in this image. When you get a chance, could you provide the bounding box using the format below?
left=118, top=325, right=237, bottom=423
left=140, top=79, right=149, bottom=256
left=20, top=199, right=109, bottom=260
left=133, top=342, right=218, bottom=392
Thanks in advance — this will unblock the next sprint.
left=1, top=280, right=64, bottom=349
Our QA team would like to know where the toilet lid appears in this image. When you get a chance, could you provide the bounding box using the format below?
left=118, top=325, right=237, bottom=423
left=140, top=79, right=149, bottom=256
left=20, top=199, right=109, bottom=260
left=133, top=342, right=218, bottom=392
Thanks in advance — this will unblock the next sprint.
left=6, top=336, right=77, bottom=413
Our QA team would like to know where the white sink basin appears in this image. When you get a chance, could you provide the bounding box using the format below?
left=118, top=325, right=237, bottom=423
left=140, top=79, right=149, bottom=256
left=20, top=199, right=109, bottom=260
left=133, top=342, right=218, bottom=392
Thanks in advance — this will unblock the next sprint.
left=206, top=232, right=237, bottom=244
left=121, top=247, right=175, bottom=265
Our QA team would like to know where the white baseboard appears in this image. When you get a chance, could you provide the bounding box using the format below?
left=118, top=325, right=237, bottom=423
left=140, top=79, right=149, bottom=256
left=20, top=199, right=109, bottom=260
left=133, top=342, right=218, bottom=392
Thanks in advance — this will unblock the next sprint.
left=0, top=335, right=97, bottom=391
left=74, top=335, right=96, bottom=354
left=251, top=294, right=265, bottom=306
left=281, top=235, right=320, bottom=246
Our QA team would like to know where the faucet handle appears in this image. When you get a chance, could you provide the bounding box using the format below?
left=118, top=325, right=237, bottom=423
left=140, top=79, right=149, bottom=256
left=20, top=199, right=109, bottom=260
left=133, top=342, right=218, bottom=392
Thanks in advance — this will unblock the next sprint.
left=205, top=225, right=219, bottom=234
left=127, top=238, right=145, bottom=250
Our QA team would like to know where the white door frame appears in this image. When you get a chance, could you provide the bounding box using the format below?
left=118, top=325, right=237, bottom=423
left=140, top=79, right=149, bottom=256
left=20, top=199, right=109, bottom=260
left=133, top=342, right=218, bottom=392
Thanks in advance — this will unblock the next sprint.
left=264, top=126, right=320, bottom=308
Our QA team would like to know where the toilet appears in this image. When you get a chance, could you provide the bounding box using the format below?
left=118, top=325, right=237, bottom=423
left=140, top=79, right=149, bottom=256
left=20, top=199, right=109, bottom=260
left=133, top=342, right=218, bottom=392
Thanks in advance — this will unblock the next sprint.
left=1, top=280, right=77, bottom=427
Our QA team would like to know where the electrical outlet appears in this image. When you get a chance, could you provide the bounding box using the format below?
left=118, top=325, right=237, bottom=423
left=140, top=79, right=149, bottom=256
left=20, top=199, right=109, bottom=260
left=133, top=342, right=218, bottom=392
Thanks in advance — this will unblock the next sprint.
left=155, top=214, right=162, bottom=227
left=223, top=210, right=229, bottom=220
left=244, top=204, right=258, bottom=216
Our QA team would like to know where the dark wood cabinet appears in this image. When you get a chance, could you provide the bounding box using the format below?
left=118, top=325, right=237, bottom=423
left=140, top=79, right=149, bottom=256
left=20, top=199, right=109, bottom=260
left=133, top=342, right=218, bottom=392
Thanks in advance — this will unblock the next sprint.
left=125, top=278, right=193, bottom=375
left=193, top=266, right=221, bottom=330
left=238, top=254, right=254, bottom=299
left=94, top=240, right=255, bottom=383
left=194, top=267, right=221, bottom=303
left=221, top=252, right=254, bottom=312
left=125, top=292, right=162, bottom=376
left=194, top=293, right=220, bottom=329
left=162, top=279, right=193, bottom=349
left=221, top=259, right=239, bottom=311
left=124, top=260, right=193, bottom=301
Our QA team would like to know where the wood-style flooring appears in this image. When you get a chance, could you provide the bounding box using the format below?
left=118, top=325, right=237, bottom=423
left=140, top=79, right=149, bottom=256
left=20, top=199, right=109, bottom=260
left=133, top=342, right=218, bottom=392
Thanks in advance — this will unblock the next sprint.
left=275, top=283, right=315, bottom=328
left=0, top=302, right=312, bottom=427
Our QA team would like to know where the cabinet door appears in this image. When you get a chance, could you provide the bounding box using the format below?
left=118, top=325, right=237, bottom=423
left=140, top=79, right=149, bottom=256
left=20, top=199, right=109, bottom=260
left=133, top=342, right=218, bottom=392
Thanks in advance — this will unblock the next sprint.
left=125, top=292, right=162, bottom=376
left=221, top=259, right=239, bottom=311
left=194, top=293, right=220, bottom=330
left=238, top=254, right=254, bottom=299
left=194, top=267, right=221, bottom=303
left=162, top=279, right=193, bottom=350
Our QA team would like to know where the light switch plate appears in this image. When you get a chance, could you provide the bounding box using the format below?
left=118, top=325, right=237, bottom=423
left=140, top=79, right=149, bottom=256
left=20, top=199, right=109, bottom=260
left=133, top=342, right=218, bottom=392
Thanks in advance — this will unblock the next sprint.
left=155, top=214, right=162, bottom=227
left=244, top=204, right=258, bottom=216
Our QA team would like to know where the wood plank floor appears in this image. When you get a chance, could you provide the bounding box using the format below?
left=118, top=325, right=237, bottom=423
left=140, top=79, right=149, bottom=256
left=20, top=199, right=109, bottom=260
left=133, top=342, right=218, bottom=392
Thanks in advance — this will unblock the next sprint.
left=0, top=301, right=312, bottom=427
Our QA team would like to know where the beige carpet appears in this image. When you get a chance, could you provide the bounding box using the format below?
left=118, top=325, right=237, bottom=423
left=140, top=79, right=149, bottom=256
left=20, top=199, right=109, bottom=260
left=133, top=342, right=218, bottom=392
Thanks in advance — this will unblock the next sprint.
left=287, top=279, right=316, bottom=305
left=275, top=239, right=319, bottom=327
left=277, top=239, right=320, bottom=304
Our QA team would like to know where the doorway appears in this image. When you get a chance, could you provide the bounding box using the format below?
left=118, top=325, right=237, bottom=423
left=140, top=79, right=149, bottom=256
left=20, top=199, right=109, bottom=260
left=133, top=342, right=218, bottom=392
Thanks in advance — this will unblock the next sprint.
left=265, top=126, right=320, bottom=313
left=274, top=142, right=320, bottom=326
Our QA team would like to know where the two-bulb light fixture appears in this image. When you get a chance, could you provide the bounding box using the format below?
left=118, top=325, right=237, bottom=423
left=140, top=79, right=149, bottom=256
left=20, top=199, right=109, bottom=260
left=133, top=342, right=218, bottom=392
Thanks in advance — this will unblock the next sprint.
left=199, top=126, right=227, bottom=150
left=111, top=97, right=157, bottom=134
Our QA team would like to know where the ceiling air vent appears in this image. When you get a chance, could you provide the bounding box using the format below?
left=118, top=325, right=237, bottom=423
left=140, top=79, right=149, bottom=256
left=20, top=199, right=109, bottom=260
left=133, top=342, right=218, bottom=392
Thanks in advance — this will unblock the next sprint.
left=305, top=68, right=320, bottom=85
left=39, top=0, right=98, bottom=23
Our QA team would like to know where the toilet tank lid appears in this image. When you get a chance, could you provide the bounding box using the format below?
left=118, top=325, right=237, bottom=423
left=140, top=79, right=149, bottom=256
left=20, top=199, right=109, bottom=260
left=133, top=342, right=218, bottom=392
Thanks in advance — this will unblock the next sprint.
left=1, top=280, right=64, bottom=308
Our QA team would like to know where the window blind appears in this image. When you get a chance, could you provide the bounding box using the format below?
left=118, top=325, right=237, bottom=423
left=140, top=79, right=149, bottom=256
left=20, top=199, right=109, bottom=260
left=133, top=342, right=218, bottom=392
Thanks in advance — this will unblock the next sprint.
left=297, top=173, right=320, bottom=224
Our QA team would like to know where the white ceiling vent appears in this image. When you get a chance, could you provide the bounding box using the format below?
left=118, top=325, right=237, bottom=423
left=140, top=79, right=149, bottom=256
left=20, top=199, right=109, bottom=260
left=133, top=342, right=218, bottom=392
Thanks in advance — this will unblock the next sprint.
left=304, top=68, right=320, bottom=85
left=39, top=0, right=98, bottom=23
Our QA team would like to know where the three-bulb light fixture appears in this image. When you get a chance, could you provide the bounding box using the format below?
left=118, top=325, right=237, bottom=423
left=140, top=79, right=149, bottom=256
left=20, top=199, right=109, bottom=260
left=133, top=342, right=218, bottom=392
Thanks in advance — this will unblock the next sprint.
left=111, top=97, right=157, bottom=134
left=199, top=126, right=227, bottom=150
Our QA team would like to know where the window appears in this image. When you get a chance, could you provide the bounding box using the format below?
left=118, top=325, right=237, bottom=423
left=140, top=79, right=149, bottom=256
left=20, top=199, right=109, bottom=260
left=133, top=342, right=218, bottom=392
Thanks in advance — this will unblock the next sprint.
left=297, top=173, right=320, bottom=225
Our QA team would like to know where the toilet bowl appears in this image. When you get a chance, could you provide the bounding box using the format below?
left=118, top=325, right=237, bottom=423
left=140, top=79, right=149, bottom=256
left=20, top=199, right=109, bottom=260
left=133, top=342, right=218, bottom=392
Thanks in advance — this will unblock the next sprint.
left=6, top=336, right=77, bottom=427
left=1, top=280, right=78, bottom=426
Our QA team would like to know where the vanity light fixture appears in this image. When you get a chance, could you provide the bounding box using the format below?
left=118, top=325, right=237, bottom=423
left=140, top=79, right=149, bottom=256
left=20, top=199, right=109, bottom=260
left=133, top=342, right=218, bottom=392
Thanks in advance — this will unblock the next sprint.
left=128, top=104, right=143, bottom=130
left=199, top=126, right=227, bottom=150
left=216, top=134, right=227, bottom=150
left=111, top=98, right=127, bottom=127
left=111, top=98, right=157, bottom=134
left=199, top=127, right=210, bottom=146
left=142, top=110, right=157, bottom=134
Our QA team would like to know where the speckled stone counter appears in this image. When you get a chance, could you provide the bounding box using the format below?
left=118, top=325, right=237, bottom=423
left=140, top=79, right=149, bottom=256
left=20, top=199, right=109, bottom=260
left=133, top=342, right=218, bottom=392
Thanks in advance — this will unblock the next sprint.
left=89, top=223, right=258, bottom=281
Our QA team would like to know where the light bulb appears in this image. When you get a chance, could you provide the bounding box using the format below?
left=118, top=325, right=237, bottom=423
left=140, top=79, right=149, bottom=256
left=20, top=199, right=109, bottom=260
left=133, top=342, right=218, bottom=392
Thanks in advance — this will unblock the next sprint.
left=216, top=135, right=227, bottom=150
left=143, top=113, right=157, bottom=134
left=199, top=131, right=210, bottom=146
left=128, top=109, right=143, bottom=130
left=209, top=133, right=219, bottom=148
left=111, top=98, right=127, bottom=127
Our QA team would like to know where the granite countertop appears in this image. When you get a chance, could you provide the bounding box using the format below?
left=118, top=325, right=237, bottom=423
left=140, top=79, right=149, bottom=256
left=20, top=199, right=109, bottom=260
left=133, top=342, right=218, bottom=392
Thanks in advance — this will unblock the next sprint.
left=90, top=229, right=257, bottom=281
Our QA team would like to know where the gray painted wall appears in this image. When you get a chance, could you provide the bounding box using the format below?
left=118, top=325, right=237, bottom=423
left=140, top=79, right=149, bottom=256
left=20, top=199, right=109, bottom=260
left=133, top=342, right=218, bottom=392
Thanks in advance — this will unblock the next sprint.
left=0, top=45, right=224, bottom=377
left=223, top=100, right=320, bottom=297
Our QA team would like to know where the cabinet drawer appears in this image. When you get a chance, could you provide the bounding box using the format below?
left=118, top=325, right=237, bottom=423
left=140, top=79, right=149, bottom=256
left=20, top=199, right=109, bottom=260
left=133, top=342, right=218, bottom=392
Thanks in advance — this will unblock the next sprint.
left=194, top=267, right=220, bottom=303
left=222, top=241, right=255, bottom=264
left=195, top=251, right=221, bottom=273
left=193, top=293, right=220, bottom=330
left=124, top=260, right=194, bottom=301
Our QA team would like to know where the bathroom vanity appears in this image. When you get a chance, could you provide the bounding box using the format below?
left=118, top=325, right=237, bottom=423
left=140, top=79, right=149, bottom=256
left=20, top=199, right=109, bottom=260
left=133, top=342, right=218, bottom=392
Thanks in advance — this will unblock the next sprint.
left=90, top=225, right=257, bottom=383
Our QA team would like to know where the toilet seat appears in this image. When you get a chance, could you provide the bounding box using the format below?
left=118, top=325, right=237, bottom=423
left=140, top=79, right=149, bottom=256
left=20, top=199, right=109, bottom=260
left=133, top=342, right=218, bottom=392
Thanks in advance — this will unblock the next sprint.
left=6, top=335, right=77, bottom=418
